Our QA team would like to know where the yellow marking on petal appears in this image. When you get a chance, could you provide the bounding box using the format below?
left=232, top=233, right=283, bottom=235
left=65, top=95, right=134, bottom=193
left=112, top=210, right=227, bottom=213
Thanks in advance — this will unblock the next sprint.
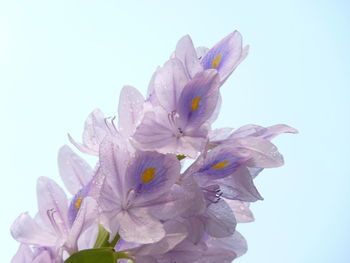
left=75, top=197, right=83, bottom=212
left=211, top=161, right=229, bottom=170
left=191, top=96, right=201, bottom=112
left=212, top=54, right=222, bottom=69
left=141, top=168, right=156, bottom=183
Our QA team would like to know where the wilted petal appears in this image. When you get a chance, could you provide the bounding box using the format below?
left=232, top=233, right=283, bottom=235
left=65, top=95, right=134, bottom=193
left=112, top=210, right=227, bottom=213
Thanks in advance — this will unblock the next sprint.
left=116, top=207, right=165, bottom=244
left=118, top=85, right=145, bottom=137
left=58, top=145, right=94, bottom=195
left=11, top=212, right=56, bottom=247
left=204, top=199, right=237, bottom=238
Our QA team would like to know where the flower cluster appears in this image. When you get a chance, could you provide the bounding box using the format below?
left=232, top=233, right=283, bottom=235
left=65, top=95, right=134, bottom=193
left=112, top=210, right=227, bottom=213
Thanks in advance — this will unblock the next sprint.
left=10, top=31, right=297, bottom=263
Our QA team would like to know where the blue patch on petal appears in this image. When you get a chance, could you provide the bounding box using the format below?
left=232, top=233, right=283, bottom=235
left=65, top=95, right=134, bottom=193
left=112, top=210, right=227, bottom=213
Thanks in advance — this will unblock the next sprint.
left=68, top=182, right=91, bottom=226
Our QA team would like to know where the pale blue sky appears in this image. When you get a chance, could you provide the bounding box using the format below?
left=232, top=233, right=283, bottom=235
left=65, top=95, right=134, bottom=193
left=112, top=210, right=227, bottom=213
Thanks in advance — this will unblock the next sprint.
left=1, top=0, right=349, bottom=262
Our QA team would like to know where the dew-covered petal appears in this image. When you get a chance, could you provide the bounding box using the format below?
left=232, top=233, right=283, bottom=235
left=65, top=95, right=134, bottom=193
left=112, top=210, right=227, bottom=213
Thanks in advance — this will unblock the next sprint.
left=224, top=199, right=254, bottom=223
left=178, top=69, right=220, bottom=128
left=126, top=151, right=180, bottom=203
left=58, top=145, right=94, bottom=195
left=118, top=85, right=145, bottom=137
left=153, top=58, right=189, bottom=112
left=218, top=167, right=263, bottom=202
left=235, top=137, right=284, bottom=168
left=204, top=199, right=237, bottom=238
left=11, top=244, right=34, bottom=263
left=131, top=220, right=188, bottom=256
left=201, top=31, right=245, bottom=82
left=11, top=212, right=57, bottom=247
left=175, top=35, right=202, bottom=79
left=116, top=207, right=166, bottom=244
left=37, top=177, right=69, bottom=234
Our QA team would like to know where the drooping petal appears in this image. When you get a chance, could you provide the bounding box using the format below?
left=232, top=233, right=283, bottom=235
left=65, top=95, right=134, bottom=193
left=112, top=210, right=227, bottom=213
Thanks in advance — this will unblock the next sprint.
left=11, top=212, right=57, bottom=247
left=36, top=177, right=69, bottom=235
left=174, top=35, right=202, bottom=79
left=116, top=207, right=166, bottom=244
left=178, top=69, right=220, bottom=128
left=204, top=199, right=237, bottom=238
left=118, top=85, right=145, bottom=137
left=201, top=31, right=246, bottom=82
left=58, top=145, right=94, bottom=195
left=153, top=58, right=189, bottom=112
left=125, top=151, right=180, bottom=204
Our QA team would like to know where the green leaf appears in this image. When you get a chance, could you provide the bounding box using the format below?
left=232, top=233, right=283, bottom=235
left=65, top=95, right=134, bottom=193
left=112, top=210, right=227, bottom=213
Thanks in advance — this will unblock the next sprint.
left=176, top=154, right=186, bottom=160
left=65, top=248, right=117, bottom=263
left=93, top=224, right=111, bottom=248
left=93, top=225, right=120, bottom=249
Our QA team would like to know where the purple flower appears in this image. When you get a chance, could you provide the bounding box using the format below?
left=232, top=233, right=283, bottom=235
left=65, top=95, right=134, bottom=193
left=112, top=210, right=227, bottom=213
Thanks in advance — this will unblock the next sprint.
left=11, top=245, right=57, bottom=263
left=133, top=68, right=220, bottom=158
left=98, top=136, right=181, bottom=244
left=11, top=177, right=98, bottom=256
left=175, top=31, right=249, bottom=85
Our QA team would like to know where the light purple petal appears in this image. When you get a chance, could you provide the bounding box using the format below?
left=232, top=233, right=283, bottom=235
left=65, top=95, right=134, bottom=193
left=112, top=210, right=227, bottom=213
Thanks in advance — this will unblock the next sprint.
left=153, top=58, right=189, bottom=112
left=130, top=220, right=187, bottom=256
left=207, top=231, right=248, bottom=258
left=118, top=85, right=145, bottom=137
left=178, top=69, right=220, bottom=128
left=174, top=35, right=202, bottom=79
left=37, top=177, right=69, bottom=235
left=126, top=151, right=180, bottom=203
left=116, top=207, right=165, bottom=244
left=201, top=31, right=245, bottom=82
left=58, top=145, right=94, bottom=195
left=32, top=250, right=53, bottom=263
left=11, top=244, right=34, bottom=263
left=11, top=212, right=57, bottom=247
left=217, top=167, right=263, bottom=202
left=225, top=199, right=254, bottom=223
left=68, top=197, right=98, bottom=252
left=234, top=137, right=284, bottom=168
